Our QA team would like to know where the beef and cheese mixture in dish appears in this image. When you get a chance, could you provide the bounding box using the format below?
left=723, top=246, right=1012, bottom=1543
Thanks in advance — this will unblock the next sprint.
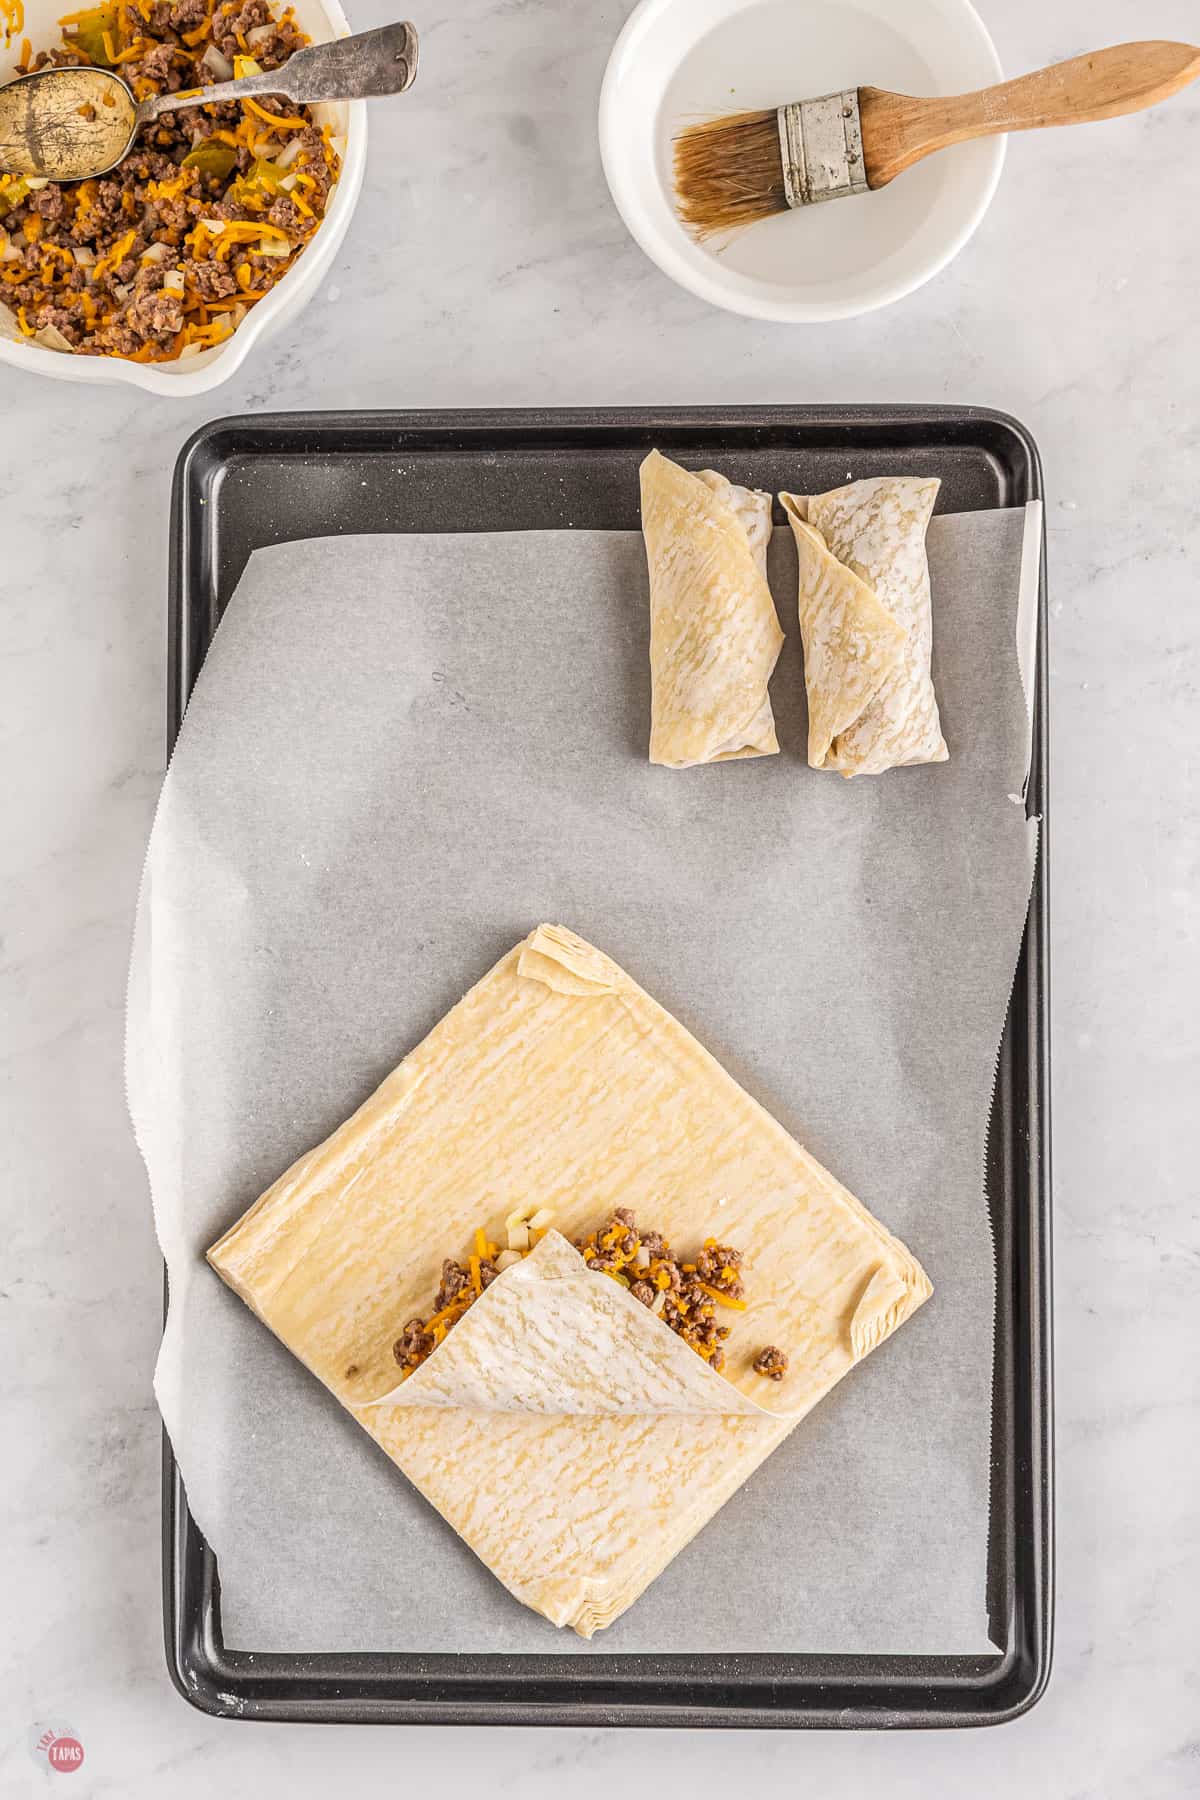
left=0, top=0, right=339, bottom=360
left=393, top=1207, right=790, bottom=1384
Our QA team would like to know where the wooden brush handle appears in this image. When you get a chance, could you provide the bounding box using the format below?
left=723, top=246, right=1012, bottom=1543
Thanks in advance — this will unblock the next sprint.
left=859, top=40, right=1200, bottom=188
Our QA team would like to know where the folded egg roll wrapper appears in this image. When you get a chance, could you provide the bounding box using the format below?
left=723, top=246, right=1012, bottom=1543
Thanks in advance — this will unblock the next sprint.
left=641, top=449, right=784, bottom=767
left=781, top=477, right=948, bottom=776
left=208, top=924, right=931, bottom=1638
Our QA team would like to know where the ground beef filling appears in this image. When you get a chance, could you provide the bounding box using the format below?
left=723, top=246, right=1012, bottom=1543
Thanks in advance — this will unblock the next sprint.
left=0, top=0, right=338, bottom=361
left=575, top=1207, right=748, bottom=1372
left=392, top=1232, right=503, bottom=1376
left=392, top=1209, right=788, bottom=1384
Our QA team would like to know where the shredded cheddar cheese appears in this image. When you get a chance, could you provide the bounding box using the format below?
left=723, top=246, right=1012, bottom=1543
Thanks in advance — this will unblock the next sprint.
left=90, top=225, right=136, bottom=280
left=697, top=1281, right=746, bottom=1310
left=1, top=0, right=25, bottom=49
left=242, top=94, right=308, bottom=130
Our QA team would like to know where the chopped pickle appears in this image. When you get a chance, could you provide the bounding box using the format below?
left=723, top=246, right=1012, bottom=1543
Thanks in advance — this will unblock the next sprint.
left=61, top=4, right=118, bottom=66
left=181, top=140, right=239, bottom=181
left=245, top=155, right=287, bottom=194
left=224, top=162, right=281, bottom=211
left=0, top=175, right=31, bottom=212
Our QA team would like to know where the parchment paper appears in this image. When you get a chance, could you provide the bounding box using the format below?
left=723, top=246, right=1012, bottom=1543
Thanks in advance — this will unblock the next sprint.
left=128, top=507, right=1040, bottom=1654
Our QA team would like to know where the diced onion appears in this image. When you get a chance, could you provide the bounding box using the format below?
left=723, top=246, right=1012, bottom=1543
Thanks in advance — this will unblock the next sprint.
left=177, top=340, right=206, bottom=358
left=277, top=172, right=297, bottom=192
left=275, top=137, right=304, bottom=168
left=34, top=322, right=75, bottom=353
left=72, top=245, right=95, bottom=267
left=494, top=1249, right=522, bottom=1272
left=232, top=53, right=262, bottom=78
left=139, top=242, right=168, bottom=263
left=636, top=1244, right=651, bottom=1270
left=25, top=176, right=50, bottom=192
left=505, top=1204, right=534, bottom=1250
left=527, top=1208, right=555, bottom=1232
left=162, top=268, right=185, bottom=294
left=245, top=22, right=275, bottom=45
left=200, top=42, right=234, bottom=81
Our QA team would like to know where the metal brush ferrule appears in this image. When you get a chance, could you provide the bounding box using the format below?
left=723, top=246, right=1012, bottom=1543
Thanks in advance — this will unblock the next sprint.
left=777, top=91, right=868, bottom=207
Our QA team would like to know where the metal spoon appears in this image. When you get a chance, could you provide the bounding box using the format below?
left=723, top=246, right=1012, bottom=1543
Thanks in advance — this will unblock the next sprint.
left=0, top=18, right=418, bottom=182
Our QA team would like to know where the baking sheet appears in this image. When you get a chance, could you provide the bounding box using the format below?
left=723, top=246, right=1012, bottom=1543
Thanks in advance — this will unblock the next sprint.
left=130, top=508, right=1039, bottom=1654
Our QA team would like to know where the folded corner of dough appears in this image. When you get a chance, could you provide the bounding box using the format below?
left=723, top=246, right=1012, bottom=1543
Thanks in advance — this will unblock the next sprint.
left=781, top=476, right=948, bottom=778
left=640, top=449, right=784, bottom=769
left=516, top=922, right=627, bottom=998
left=848, top=1256, right=934, bottom=1361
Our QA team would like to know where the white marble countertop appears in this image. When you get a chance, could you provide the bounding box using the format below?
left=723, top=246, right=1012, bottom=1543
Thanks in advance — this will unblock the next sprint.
left=3, top=0, right=1198, bottom=1790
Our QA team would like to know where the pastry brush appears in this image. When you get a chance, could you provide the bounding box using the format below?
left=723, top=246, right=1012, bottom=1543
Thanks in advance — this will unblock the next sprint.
left=673, top=39, right=1200, bottom=238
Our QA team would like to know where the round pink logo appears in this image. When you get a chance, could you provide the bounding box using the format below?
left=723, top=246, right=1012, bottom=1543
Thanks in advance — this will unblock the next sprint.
left=48, top=1736, right=85, bottom=1773
left=28, top=1722, right=85, bottom=1775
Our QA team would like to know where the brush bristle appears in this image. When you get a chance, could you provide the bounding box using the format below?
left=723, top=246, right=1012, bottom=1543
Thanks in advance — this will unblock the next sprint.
left=673, top=109, right=788, bottom=240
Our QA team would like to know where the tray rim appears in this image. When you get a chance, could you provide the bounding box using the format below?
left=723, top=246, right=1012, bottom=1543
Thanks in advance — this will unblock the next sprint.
left=162, top=404, right=1053, bottom=1729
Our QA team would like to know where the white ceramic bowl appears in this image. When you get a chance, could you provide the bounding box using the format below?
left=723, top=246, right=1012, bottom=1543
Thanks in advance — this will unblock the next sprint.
left=599, top=0, right=1005, bottom=323
left=0, top=0, right=365, bottom=393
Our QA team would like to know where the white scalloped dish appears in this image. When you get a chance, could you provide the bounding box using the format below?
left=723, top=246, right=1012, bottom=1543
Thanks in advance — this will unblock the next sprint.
left=0, top=0, right=365, bottom=394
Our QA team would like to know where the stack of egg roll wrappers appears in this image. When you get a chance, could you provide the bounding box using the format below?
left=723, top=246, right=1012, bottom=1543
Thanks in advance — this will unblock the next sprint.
left=209, top=924, right=932, bottom=1637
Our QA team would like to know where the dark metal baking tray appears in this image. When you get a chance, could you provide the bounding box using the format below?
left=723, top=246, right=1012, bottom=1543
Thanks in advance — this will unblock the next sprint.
left=164, top=407, right=1052, bottom=1729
